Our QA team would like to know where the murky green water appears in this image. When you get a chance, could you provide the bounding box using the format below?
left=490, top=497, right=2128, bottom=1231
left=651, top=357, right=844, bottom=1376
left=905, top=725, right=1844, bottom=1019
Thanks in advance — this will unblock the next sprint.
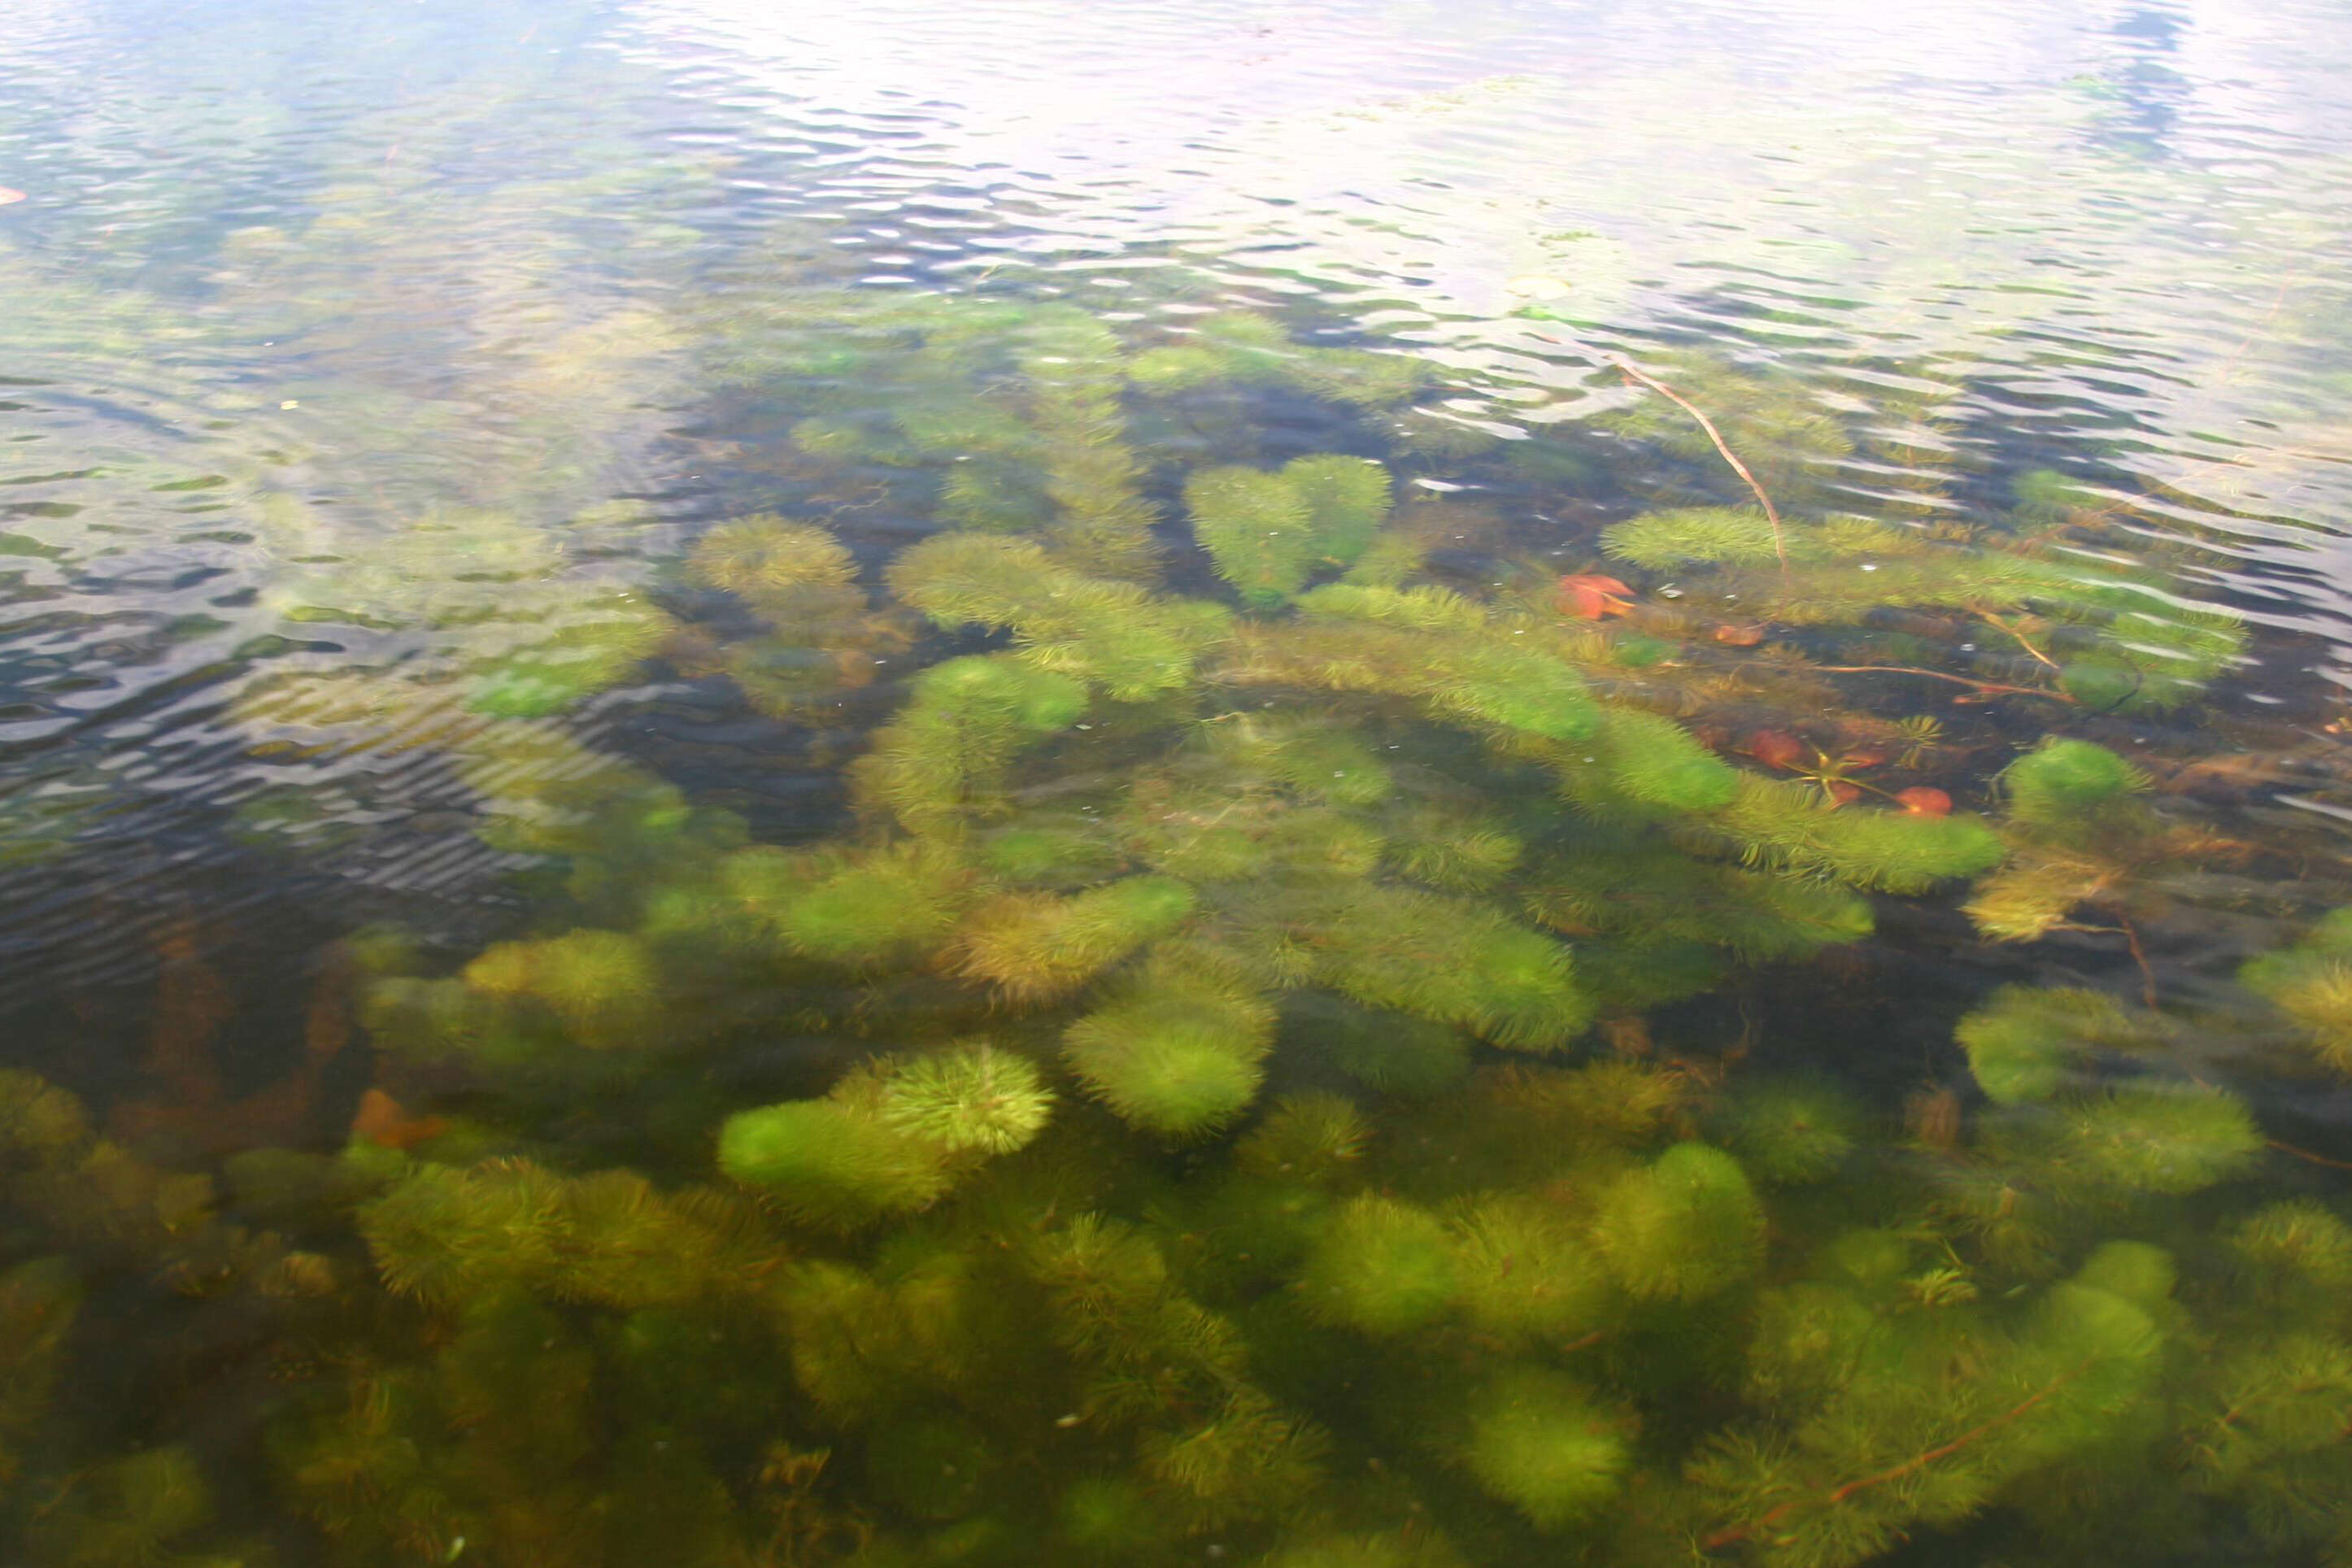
left=7, top=1, right=2352, bottom=1563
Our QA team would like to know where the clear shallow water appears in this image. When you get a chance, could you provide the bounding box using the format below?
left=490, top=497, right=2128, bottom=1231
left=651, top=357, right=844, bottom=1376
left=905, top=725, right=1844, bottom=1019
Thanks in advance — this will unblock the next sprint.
left=6, top=1, right=2352, bottom=1563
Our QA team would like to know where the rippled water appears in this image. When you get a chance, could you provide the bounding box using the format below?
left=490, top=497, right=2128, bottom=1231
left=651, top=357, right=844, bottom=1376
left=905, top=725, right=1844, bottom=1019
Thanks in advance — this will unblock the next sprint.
left=4, top=0, right=2352, bottom=1563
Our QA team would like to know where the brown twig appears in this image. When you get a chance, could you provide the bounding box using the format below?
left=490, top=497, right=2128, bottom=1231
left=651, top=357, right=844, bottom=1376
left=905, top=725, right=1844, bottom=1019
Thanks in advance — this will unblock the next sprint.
left=1810, top=664, right=2075, bottom=703
left=1977, top=609, right=2063, bottom=674
left=1702, top=1363, right=2088, bottom=1552
left=2054, top=920, right=2159, bottom=1008
left=1612, top=355, right=1788, bottom=573
left=2118, top=917, right=2158, bottom=1008
left=2266, top=1138, right=2352, bottom=1172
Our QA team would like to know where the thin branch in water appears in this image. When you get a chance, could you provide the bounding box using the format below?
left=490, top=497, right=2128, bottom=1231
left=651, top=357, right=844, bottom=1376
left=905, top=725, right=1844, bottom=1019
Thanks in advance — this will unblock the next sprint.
left=1612, top=355, right=1788, bottom=573
left=1702, top=1361, right=2090, bottom=1552
left=2266, top=1138, right=2352, bottom=1172
left=2050, top=921, right=2158, bottom=1008
left=1978, top=609, right=2063, bottom=674
left=1810, top=664, right=2075, bottom=703
left=2119, top=917, right=2158, bottom=1009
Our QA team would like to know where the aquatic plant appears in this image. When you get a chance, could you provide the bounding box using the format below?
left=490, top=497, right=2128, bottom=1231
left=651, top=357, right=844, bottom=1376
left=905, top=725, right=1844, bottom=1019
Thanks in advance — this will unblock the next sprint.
left=1447, top=1193, right=1614, bottom=1344
left=2241, top=907, right=2352, bottom=1074
left=16, top=275, right=2352, bottom=1568
left=1590, top=1142, right=1766, bottom=1301
left=359, top=1158, right=778, bottom=1309
left=1460, top=1367, right=1631, bottom=1529
left=888, top=532, right=1233, bottom=701
left=1300, top=1193, right=1460, bottom=1335
left=1062, top=946, right=1276, bottom=1139
left=461, top=926, right=663, bottom=1048
left=1186, top=455, right=1392, bottom=607
left=879, top=1040, right=1056, bottom=1154
left=718, top=1065, right=965, bottom=1227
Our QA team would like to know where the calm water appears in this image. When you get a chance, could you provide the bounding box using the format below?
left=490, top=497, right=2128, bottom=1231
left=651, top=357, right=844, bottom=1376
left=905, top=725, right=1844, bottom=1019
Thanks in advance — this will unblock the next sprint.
left=6, top=0, right=2352, bottom=1562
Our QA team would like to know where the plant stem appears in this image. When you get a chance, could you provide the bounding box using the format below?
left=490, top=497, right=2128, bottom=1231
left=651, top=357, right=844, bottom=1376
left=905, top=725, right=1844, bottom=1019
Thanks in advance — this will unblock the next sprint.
left=1703, top=1361, right=2088, bottom=1552
left=1977, top=609, right=2063, bottom=674
left=1611, top=355, right=1788, bottom=573
left=2053, top=920, right=2158, bottom=1008
left=1808, top=664, right=2075, bottom=703
left=2265, top=1138, right=2352, bottom=1172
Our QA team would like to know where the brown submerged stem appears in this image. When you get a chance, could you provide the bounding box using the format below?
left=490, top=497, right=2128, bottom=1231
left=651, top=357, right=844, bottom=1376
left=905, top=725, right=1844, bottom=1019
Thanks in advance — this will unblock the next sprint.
left=1702, top=1361, right=2090, bottom=1553
left=1977, top=609, right=2063, bottom=674
left=1612, top=355, right=1788, bottom=573
left=1809, top=664, right=2075, bottom=703
left=2266, top=1138, right=2352, bottom=1172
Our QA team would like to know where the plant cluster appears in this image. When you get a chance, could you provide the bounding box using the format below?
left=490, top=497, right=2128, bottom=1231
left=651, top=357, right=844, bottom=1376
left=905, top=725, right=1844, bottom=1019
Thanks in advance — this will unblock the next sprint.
left=7, top=292, right=2350, bottom=1568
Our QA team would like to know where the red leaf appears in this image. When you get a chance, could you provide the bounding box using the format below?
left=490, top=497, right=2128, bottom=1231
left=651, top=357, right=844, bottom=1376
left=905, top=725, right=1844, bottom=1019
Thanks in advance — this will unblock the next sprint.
left=1748, top=730, right=1805, bottom=770
left=1557, top=574, right=1635, bottom=619
left=1897, top=786, right=1953, bottom=818
left=351, top=1088, right=448, bottom=1151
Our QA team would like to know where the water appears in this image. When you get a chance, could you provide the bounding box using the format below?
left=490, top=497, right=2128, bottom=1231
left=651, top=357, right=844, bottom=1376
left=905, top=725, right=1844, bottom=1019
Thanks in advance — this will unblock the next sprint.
left=5, top=0, right=2352, bottom=1562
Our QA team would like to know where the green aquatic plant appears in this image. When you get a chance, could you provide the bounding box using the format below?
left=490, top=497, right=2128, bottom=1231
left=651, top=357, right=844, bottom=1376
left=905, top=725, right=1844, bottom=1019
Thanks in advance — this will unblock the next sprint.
left=1955, top=984, right=2146, bottom=1105
left=686, top=514, right=857, bottom=601
left=1290, top=996, right=1473, bottom=1098
left=1594, top=410, right=2246, bottom=716
left=718, top=1068, right=959, bottom=1228
left=1228, top=582, right=1601, bottom=741
left=950, top=874, right=1198, bottom=1002
left=23, top=1443, right=217, bottom=1568
left=2241, top=907, right=2352, bottom=1075
left=1719, top=1077, right=1863, bottom=1186
left=879, top=1041, right=1056, bottom=1155
left=1126, top=310, right=1426, bottom=409
left=359, top=1159, right=777, bottom=1309
left=1300, top=1193, right=1460, bottom=1336
left=1964, top=738, right=2237, bottom=952
left=19, top=259, right=2352, bottom=1568
left=1185, top=455, right=1392, bottom=607
left=2002, top=737, right=2149, bottom=826
left=1460, top=1366, right=1631, bottom=1530
left=1708, top=773, right=2006, bottom=894
left=461, top=926, right=663, bottom=1048
left=1232, top=1091, right=1370, bottom=1183
left=1241, top=881, right=1592, bottom=1050
left=854, top=653, right=1091, bottom=834
left=777, top=841, right=972, bottom=965
left=888, top=532, right=1232, bottom=700
left=1448, top=1193, right=1614, bottom=1344
left=0, top=1258, right=81, bottom=1493
left=465, top=589, right=675, bottom=720
left=1590, top=1142, right=1766, bottom=1302
left=1384, top=802, right=1522, bottom=891
left=1689, top=1256, right=2169, bottom=1566
left=680, top=515, right=921, bottom=721
left=1062, top=946, right=1278, bottom=1139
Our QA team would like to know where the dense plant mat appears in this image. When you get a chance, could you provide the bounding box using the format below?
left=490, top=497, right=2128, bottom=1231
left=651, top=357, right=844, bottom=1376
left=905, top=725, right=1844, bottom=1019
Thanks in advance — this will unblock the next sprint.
left=11, top=285, right=2352, bottom=1568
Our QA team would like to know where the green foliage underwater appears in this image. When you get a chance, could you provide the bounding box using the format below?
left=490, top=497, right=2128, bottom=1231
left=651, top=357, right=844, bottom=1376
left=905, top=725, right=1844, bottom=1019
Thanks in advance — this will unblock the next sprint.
left=8, top=109, right=2352, bottom=1568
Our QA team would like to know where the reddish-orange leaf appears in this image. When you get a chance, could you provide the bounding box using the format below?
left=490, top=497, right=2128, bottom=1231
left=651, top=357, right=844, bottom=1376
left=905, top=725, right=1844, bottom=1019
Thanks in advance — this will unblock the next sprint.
left=1825, top=781, right=1863, bottom=809
left=351, top=1087, right=447, bottom=1151
left=1748, top=730, right=1805, bottom=770
left=1711, top=622, right=1765, bottom=647
left=1557, top=573, right=1635, bottom=619
left=1897, top=786, right=1953, bottom=817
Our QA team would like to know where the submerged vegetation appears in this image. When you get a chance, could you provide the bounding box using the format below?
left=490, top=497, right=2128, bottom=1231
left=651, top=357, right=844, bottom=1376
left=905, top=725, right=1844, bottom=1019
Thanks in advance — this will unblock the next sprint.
left=8, top=170, right=2352, bottom=1566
